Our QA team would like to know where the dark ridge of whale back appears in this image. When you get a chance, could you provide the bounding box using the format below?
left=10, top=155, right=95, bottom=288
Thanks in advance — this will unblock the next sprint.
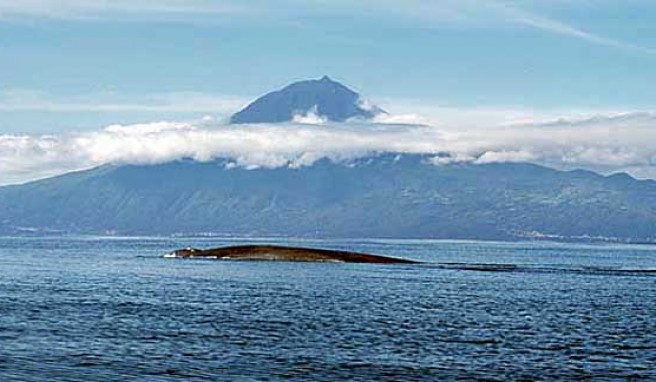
left=168, top=245, right=418, bottom=264
left=230, top=76, right=385, bottom=124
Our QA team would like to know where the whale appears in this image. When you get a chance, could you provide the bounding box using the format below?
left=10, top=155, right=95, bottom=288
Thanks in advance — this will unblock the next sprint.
left=165, top=245, right=419, bottom=264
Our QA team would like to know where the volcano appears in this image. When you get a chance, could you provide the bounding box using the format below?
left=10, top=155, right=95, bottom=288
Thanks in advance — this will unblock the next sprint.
left=230, top=75, right=385, bottom=124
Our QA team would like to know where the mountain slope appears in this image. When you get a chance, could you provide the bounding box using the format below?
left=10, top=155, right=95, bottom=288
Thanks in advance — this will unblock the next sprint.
left=1, top=155, right=655, bottom=242
left=230, top=76, right=384, bottom=124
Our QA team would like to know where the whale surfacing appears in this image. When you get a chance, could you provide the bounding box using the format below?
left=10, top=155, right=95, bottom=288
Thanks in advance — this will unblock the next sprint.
left=166, top=245, right=418, bottom=264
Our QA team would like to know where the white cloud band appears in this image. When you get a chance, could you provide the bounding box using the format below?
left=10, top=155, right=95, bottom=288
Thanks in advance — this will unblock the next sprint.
left=2, top=113, right=656, bottom=185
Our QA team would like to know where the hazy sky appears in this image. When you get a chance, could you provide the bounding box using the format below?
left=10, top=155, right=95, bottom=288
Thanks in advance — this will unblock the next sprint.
left=2, top=0, right=655, bottom=133
left=2, top=1, right=656, bottom=185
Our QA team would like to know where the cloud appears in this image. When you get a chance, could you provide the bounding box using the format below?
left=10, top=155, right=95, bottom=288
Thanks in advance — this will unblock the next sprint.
left=364, top=0, right=656, bottom=55
left=0, top=0, right=246, bottom=21
left=0, top=89, right=246, bottom=114
left=2, top=0, right=652, bottom=57
left=2, top=112, right=656, bottom=185
left=292, top=106, right=328, bottom=125
left=378, top=98, right=637, bottom=128
left=497, top=3, right=656, bottom=54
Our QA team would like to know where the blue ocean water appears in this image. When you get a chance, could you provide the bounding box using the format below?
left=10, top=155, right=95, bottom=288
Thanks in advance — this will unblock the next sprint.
left=0, top=236, right=655, bottom=381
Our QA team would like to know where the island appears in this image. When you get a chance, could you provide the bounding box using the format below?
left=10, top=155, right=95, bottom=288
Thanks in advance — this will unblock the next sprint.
left=164, top=245, right=419, bottom=264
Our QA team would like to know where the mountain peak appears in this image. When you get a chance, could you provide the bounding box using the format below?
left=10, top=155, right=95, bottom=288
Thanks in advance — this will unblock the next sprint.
left=230, top=76, right=385, bottom=124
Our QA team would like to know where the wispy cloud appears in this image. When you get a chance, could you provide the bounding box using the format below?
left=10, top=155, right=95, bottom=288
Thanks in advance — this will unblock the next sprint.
left=0, top=0, right=246, bottom=21
left=1, top=0, right=652, bottom=55
left=3, top=112, right=656, bottom=186
left=0, top=89, right=246, bottom=114
left=377, top=97, right=638, bottom=128
left=365, top=0, right=656, bottom=55
left=495, top=2, right=656, bottom=54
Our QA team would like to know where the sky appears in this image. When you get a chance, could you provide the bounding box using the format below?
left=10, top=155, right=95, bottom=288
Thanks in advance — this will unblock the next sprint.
left=1, top=0, right=656, bottom=184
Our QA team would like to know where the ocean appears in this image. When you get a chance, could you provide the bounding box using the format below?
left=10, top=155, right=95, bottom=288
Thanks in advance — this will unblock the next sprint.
left=1, top=236, right=654, bottom=381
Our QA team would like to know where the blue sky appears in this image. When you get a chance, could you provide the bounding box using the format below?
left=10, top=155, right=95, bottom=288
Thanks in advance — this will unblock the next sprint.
left=3, top=1, right=656, bottom=185
left=1, top=0, right=655, bottom=133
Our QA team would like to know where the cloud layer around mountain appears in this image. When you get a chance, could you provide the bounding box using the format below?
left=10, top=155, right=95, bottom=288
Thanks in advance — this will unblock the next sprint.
left=2, top=112, right=656, bottom=185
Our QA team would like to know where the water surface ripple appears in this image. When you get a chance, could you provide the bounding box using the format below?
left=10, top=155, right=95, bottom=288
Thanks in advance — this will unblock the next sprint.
left=1, top=237, right=655, bottom=381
